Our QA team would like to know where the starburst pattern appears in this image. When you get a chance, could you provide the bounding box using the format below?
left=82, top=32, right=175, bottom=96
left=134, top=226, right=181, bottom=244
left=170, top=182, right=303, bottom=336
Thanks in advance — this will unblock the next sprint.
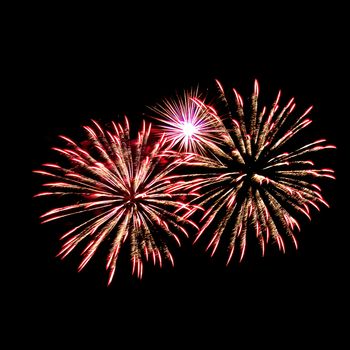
left=149, top=88, right=226, bottom=156
left=170, top=80, right=336, bottom=263
left=34, top=118, right=198, bottom=284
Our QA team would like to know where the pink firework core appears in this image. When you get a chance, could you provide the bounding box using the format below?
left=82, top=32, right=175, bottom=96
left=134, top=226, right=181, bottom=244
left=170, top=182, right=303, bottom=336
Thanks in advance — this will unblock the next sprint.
left=182, top=122, right=197, bottom=137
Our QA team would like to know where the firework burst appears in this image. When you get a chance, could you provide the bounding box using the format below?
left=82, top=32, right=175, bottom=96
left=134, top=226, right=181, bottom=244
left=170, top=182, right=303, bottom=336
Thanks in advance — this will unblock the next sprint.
left=149, top=88, right=226, bottom=156
left=171, top=80, right=336, bottom=263
left=34, top=118, right=198, bottom=284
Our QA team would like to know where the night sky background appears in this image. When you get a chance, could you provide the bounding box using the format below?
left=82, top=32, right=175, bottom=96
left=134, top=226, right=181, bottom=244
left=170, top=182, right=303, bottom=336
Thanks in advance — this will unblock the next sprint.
left=21, top=6, right=347, bottom=347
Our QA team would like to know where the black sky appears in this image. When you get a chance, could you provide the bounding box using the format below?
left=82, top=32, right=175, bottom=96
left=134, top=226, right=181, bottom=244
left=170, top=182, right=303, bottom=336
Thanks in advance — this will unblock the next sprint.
left=21, top=8, right=347, bottom=346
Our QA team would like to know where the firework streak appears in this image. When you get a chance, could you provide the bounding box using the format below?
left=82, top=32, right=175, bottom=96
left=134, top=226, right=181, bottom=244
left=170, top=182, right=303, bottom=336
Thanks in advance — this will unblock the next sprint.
left=168, top=80, right=336, bottom=264
left=34, top=119, right=199, bottom=284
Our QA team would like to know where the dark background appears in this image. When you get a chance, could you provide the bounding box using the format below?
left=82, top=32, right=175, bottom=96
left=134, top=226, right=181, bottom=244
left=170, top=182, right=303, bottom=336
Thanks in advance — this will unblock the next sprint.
left=21, top=6, right=346, bottom=347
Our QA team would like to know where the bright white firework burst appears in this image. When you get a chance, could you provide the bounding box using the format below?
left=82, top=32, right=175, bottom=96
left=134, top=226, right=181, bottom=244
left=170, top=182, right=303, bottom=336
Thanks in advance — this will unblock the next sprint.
left=34, top=118, right=199, bottom=284
left=170, top=80, right=336, bottom=264
left=149, top=88, right=226, bottom=156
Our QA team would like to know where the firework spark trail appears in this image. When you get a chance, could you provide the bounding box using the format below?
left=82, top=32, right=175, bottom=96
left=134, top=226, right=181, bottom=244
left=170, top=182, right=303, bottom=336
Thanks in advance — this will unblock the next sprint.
left=34, top=118, right=198, bottom=284
left=149, top=88, right=228, bottom=157
left=171, top=80, right=336, bottom=263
